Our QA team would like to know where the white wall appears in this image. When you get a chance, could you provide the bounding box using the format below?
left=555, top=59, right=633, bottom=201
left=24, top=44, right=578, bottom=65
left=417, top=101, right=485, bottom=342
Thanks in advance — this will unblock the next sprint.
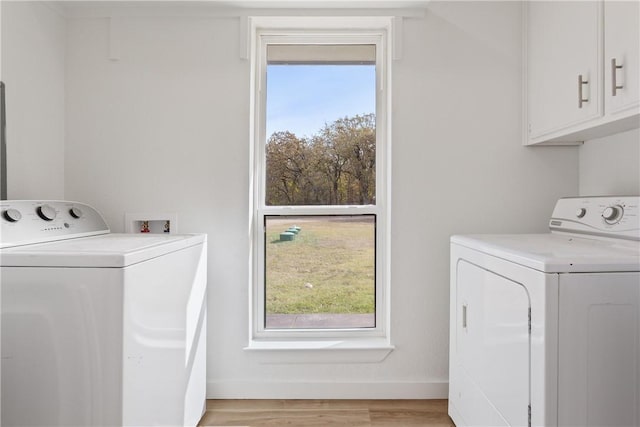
left=63, top=1, right=579, bottom=398
left=579, top=128, right=640, bottom=196
left=1, top=2, right=66, bottom=200
left=388, top=1, right=578, bottom=396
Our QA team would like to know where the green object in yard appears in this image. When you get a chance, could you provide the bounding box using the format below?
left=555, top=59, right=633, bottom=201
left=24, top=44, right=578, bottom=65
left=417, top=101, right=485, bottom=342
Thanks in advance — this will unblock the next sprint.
left=279, top=232, right=295, bottom=241
left=287, top=227, right=300, bottom=234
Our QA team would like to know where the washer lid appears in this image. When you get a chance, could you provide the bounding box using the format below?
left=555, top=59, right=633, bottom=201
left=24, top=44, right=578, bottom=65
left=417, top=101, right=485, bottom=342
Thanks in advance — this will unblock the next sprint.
left=452, top=233, right=640, bottom=273
left=0, top=233, right=206, bottom=268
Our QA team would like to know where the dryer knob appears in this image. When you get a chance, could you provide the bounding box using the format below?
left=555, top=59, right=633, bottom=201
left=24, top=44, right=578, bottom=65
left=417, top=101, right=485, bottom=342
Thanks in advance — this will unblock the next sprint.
left=576, top=208, right=586, bottom=218
left=3, top=208, right=22, bottom=222
left=602, top=205, right=623, bottom=223
left=37, top=204, right=57, bottom=221
left=69, top=207, right=83, bottom=219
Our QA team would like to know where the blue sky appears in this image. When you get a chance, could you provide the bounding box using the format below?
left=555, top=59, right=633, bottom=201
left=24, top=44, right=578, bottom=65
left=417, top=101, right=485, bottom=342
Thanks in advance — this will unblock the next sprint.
left=266, top=64, right=376, bottom=139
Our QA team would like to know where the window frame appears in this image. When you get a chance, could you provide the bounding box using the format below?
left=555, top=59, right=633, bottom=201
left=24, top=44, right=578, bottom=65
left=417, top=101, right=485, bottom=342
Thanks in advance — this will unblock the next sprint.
left=250, top=19, right=392, bottom=343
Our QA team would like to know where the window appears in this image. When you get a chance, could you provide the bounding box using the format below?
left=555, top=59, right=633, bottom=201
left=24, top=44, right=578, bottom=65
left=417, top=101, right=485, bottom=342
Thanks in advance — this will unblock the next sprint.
left=251, top=20, right=391, bottom=343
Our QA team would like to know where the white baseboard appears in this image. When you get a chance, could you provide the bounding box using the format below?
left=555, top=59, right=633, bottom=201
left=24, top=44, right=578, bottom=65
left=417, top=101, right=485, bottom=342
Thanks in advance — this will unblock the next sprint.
left=207, top=380, right=448, bottom=399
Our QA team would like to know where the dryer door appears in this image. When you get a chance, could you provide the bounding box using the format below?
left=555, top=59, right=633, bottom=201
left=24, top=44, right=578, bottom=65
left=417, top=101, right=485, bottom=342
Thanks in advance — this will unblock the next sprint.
left=452, top=260, right=531, bottom=427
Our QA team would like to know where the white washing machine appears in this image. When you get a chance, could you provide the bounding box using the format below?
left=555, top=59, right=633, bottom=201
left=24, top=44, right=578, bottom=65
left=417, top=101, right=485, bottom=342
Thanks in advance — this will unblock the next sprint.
left=449, top=196, right=640, bottom=427
left=0, top=200, right=207, bottom=427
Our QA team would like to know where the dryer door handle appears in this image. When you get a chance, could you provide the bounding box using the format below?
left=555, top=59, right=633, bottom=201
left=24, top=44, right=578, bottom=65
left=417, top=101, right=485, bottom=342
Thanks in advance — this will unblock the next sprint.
left=462, top=304, right=468, bottom=329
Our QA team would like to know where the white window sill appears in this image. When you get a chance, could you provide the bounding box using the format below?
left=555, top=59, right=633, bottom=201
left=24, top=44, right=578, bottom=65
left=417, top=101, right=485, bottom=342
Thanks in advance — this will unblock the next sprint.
left=243, top=338, right=394, bottom=364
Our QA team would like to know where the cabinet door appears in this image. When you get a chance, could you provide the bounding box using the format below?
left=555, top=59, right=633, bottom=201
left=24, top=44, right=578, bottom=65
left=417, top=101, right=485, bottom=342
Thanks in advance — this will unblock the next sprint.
left=527, top=1, right=602, bottom=140
left=604, top=1, right=640, bottom=116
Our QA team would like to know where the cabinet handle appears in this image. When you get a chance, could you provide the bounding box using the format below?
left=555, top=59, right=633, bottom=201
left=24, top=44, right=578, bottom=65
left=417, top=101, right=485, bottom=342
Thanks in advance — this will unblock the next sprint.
left=578, top=74, right=589, bottom=108
left=611, top=58, right=624, bottom=96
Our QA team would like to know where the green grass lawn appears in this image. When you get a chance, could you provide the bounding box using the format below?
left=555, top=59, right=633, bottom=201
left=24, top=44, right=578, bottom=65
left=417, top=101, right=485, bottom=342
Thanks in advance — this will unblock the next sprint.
left=265, top=216, right=375, bottom=315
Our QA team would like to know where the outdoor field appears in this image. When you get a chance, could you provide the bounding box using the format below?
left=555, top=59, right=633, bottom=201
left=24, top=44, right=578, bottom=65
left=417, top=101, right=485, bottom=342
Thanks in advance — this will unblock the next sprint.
left=265, top=216, right=375, bottom=319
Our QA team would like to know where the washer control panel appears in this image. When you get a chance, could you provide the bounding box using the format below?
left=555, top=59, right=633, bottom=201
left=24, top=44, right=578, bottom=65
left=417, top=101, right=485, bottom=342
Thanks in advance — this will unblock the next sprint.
left=550, top=196, right=640, bottom=240
left=0, top=200, right=110, bottom=248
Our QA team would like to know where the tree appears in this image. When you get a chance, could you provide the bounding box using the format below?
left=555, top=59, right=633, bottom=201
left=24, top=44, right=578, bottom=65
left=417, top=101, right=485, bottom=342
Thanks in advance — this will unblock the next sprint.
left=265, top=114, right=376, bottom=206
left=327, top=114, right=376, bottom=204
left=312, top=129, right=349, bottom=205
left=265, top=131, right=308, bottom=205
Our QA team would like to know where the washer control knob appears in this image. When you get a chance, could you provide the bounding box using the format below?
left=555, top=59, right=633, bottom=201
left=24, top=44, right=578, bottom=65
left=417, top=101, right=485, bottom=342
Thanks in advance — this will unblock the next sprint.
left=602, top=205, right=623, bottom=223
left=3, top=208, right=22, bottom=222
left=69, top=207, right=83, bottom=219
left=576, top=208, right=586, bottom=218
left=36, top=204, right=57, bottom=221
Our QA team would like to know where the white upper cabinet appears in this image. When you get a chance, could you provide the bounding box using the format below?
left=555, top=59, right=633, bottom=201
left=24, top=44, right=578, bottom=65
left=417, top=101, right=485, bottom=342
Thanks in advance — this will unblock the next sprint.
left=524, top=1, right=639, bottom=145
left=526, top=1, right=602, bottom=142
left=604, top=1, right=639, bottom=117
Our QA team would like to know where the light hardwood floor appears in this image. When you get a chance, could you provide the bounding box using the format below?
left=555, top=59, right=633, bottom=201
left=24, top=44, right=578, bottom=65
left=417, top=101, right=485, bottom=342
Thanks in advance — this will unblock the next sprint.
left=200, top=399, right=455, bottom=426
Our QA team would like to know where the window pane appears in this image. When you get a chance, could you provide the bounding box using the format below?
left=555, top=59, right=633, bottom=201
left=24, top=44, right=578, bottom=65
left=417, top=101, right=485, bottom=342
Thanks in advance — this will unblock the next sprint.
left=265, top=63, right=376, bottom=206
left=264, top=215, right=375, bottom=329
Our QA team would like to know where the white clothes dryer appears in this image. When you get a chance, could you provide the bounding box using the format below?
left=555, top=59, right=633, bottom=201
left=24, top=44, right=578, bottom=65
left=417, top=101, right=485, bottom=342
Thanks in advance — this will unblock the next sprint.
left=0, top=200, right=207, bottom=427
left=449, top=196, right=640, bottom=427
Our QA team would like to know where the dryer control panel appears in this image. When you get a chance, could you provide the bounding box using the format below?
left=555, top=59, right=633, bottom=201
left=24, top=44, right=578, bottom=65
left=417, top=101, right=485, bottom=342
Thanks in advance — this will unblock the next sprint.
left=0, top=200, right=110, bottom=248
left=550, top=196, right=640, bottom=241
